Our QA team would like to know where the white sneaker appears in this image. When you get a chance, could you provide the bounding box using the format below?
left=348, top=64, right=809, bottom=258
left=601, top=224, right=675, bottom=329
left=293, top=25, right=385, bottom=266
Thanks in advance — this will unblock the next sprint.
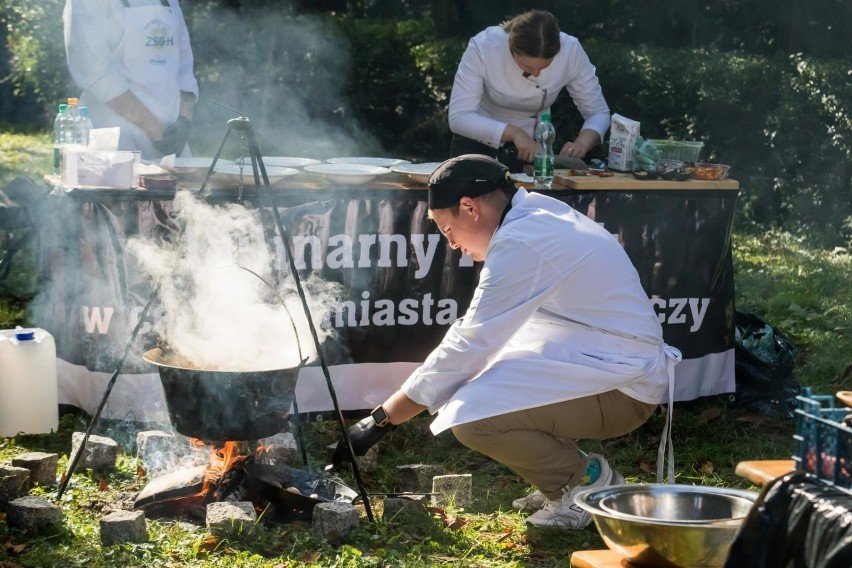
left=511, top=489, right=547, bottom=511
left=526, top=453, right=624, bottom=529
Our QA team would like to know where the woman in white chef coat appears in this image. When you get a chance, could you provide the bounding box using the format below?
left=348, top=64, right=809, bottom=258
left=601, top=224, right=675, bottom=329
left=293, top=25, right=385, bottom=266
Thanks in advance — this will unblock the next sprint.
left=63, top=0, right=199, bottom=160
left=333, top=155, right=680, bottom=530
left=448, top=10, right=610, bottom=171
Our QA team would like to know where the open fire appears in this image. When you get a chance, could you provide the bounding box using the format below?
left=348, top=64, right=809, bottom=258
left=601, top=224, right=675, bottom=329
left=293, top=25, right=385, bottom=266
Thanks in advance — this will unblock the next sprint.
left=134, top=437, right=358, bottom=523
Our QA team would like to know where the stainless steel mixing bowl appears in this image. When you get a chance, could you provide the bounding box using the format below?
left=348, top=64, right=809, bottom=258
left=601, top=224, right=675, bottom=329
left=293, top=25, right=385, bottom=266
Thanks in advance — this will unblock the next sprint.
left=573, top=483, right=758, bottom=568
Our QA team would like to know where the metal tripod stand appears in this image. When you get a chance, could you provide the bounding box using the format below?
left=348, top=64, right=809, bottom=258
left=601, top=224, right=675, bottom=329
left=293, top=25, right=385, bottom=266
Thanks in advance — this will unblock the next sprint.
left=58, top=116, right=376, bottom=522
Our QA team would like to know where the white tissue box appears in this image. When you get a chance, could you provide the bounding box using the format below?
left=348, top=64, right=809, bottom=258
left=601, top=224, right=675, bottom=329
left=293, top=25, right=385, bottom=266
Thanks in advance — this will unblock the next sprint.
left=62, top=148, right=140, bottom=189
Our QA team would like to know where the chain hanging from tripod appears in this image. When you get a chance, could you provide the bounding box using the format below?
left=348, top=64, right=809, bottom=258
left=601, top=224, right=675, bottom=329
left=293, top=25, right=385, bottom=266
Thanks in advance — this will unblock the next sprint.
left=235, top=132, right=249, bottom=202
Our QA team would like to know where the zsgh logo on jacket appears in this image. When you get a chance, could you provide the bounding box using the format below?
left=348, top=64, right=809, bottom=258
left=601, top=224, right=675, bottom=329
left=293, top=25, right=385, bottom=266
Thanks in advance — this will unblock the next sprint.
left=145, top=20, right=174, bottom=48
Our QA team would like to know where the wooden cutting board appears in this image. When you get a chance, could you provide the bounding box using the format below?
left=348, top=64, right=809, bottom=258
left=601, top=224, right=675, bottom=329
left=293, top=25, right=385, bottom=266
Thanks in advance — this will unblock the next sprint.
left=553, top=171, right=740, bottom=191
left=570, top=550, right=640, bottom=567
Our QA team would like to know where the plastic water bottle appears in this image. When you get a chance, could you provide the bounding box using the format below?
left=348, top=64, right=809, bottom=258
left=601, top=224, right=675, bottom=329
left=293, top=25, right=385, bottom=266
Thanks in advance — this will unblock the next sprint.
left=534, top=112, right=556, bottom=189
left=76, top=106, right=93, bottom=148
left=66, top=96, right=79, bottom=120
left=53, top=102, right=72, bottom=175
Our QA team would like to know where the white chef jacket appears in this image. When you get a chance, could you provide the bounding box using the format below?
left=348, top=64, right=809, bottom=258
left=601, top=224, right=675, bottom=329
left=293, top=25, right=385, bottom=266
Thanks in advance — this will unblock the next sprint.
left=63, top=0, right=198, bottom=157
left=401, top=189, right=674, bottom=435
left=448, top=26, right=610, bottom=149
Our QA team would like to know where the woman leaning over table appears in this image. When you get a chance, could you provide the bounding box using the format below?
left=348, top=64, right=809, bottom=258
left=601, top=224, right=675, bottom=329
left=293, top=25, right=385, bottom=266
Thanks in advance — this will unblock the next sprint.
left=447, top=9, right=610, bottom=171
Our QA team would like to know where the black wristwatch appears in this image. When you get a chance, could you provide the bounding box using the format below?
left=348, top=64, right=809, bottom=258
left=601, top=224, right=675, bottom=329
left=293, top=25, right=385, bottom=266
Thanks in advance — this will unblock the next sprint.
left=370, top=405, right=391, bottom=428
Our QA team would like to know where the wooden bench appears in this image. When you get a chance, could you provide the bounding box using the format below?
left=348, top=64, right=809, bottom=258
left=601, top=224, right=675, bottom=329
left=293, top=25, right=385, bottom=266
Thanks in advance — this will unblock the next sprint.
left=734, top=459, right=796, bottom=487
left=570, top=549, right=635, bottom=567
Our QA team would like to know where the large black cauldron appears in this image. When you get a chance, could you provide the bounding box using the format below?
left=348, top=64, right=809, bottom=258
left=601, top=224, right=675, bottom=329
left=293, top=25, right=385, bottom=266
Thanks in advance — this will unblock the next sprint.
left=143, top=348, right=300, bottom=442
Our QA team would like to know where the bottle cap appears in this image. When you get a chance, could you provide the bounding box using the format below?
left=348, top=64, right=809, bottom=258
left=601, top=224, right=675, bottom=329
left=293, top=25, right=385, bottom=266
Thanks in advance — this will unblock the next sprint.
left=79, top=106, right=89, bottom=117
left=540, top=113, right=552, bottom=121
left=67, top=97, right=78, bottom=105
left=14, top=328, right=35, bottom=341
left=58, top=103, right=69, bottom=112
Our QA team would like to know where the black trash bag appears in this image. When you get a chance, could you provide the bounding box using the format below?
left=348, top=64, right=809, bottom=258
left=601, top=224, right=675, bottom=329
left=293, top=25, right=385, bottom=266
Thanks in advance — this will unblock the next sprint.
left=724, top=472, right=852, bottom=568
left=732, top=311, right=800, bottom=418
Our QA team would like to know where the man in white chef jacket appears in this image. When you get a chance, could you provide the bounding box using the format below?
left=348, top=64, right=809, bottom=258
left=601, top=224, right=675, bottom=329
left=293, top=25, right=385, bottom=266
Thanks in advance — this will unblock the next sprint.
left=334, top=154, right=681, bottom=529
left=63, top=0, right=199, bottom=160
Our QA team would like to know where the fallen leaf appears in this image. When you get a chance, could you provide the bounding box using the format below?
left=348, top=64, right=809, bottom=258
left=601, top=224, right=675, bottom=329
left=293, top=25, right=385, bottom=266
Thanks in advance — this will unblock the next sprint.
left=495, top=529, right=514, bottom=542
left=301, top=551, right=321, bottom=562
left=427, top=506, right=447, bottom=519
left=136, top=465, right=146, bottom=479
left=501, top=542, right=518, bottom=549
left=98, top=478, right=109, bottom=492
left=638, top=461, right=653, bottom=474
left=447, top=517, right=468, bottom=531
left=3, top=539, right=27, bottom=555
left=197, top=535, right=220, bottom=553
left=697, top=407, right=723, bottom=424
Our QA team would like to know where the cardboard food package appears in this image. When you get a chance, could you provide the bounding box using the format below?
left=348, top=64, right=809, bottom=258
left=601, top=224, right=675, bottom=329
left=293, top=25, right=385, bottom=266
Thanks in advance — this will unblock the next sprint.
left=608, top=114, right=641, bottom=172
left=62, top=148, right=140, bottom=189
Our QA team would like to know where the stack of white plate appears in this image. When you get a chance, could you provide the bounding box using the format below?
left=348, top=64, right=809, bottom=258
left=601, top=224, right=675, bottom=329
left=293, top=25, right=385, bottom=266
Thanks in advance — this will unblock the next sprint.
left=304, top=163, right=392, bottom=185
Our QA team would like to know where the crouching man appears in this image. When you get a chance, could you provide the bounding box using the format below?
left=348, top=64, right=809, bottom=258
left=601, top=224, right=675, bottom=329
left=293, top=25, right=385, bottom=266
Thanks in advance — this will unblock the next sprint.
left=335, top=154, right=680, bottom=529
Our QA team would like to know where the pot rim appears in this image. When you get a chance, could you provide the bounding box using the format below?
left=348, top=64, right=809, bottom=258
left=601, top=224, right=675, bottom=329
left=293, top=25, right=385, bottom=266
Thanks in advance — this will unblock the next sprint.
left=143, top=347, right=304, bottom=374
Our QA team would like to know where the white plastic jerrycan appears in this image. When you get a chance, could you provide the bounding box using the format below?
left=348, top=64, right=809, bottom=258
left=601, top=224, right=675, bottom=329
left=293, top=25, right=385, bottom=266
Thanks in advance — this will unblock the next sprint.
left=0, top=327, right=59, bottom=436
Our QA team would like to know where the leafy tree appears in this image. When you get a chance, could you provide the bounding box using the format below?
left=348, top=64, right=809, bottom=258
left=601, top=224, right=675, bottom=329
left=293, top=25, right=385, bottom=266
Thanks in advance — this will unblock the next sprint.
left=0, top=0, right=71, bottom=122
left=1, top=0, right=850, bottom=242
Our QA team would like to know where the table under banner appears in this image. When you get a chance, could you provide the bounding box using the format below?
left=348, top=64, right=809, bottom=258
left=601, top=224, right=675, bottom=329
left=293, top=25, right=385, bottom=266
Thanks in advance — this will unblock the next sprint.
left=32, top=172, right=740, bottom=424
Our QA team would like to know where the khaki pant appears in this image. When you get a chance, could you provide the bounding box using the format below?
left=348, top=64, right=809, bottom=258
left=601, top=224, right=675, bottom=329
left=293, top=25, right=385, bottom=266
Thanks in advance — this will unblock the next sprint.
left=451, top=390, right=656, bottom=500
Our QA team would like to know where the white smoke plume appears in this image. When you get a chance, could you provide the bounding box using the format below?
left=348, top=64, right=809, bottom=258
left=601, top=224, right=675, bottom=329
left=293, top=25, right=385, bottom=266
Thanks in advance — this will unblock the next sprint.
left=127, top=191, right=340, bottom=371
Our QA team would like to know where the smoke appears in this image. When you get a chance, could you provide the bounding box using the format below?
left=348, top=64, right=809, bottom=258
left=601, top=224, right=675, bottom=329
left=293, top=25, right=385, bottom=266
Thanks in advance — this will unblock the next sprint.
left=32, top=2, right=382, bottom=425
left=189, top=7, right=383, bottom=158
left=126, top=191, right=341, bottom=372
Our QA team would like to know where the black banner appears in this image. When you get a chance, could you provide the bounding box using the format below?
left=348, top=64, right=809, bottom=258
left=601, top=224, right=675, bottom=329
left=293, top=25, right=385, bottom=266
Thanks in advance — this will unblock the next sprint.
left=33, top=186, right=738, bottom=423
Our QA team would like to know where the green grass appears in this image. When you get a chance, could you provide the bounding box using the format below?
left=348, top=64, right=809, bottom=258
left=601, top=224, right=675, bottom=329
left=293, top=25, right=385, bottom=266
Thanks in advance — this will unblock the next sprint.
left=2, top=130, right=851, bottom=566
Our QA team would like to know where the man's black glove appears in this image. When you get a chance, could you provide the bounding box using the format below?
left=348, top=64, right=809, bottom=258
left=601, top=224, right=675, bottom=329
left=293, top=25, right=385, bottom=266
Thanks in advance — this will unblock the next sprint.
left=331, top=409, right=395, bottom=468
left=153, top=115, right=192, bottom=156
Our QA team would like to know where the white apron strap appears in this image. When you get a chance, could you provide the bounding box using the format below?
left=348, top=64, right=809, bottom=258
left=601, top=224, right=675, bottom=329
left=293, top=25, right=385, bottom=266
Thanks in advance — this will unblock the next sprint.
left=657, top=344, right=682, bottom=483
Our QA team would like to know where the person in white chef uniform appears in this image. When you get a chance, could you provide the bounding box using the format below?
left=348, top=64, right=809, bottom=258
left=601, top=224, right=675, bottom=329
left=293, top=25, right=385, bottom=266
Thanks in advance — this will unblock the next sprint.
left=63, top=0, right=199, bottom=160
left=447, top=10, right=610, bottom=171
left=334, top=154, right=681, bottom=529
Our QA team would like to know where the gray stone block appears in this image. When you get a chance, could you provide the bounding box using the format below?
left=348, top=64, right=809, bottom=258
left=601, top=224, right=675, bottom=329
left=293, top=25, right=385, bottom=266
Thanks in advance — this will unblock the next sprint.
left=396, top=464, right=446, bottom=492
left=312, top=501, right=360, bottom=540
left=256, top=432, right=299, bottom=466
left=206, top=501, right=257, bottom=539
left=6, top=496, right=63, bottom=530
left=431, top=474, right=473, bottom=508
left=100, top=510, right=148, bottom=546
left=70, top=432, right=120, bottom=471
left=136, top=430, right=191, bottom=475
left=382, top=495, right=428, bottom=521
left=0, top=464, right=31, bottom=509
left=12, top=452, right=59, bottom=486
